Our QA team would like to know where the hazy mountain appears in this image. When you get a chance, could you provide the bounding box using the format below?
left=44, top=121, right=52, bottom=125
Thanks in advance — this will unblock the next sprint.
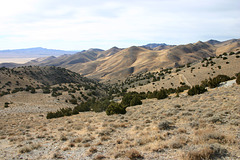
left=0, top=47, right=77, bottom=59
left=141, top=43, right=168, bottom=49
left=32, top=48, right=104, bottom=67
left=206, top=39, right=221, bottom=45
left=0, top=63, right=20, bottom=68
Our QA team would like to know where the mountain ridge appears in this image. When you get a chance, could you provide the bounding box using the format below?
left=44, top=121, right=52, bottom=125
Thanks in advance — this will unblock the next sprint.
left=1, top=39, right=239, bottom=81
left=0, top=47, right=78, bottom=58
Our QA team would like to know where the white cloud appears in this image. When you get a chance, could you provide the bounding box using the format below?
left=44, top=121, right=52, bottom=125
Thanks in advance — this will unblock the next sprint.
left=0, top=0, right=239, bottom=50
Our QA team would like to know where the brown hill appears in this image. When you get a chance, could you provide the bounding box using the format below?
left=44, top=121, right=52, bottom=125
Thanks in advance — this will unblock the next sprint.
left=68, top=41, right=219, bottom=81
left=153, top=44, right=176, bottom=50
left=127, top=51, right=240, bottom=93
left=214, top=39, right=240, bottom=55
left=1, top=39, right=239, bottom=81
left=0, top=66, right=102, bottom=94
left=97, top=46, right=123, bottom=58
left=67, top=39, right=239, bottom=81
left=166, top=41, right=215, bottom=66
left=39, top=49, right=103, bottom=67
left=68, top=46, right=166, bottom=80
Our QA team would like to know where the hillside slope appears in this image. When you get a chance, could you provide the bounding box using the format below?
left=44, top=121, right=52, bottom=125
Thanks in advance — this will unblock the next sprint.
left=68, top=41, right=217, bottom=80
left=127, top=51, right=240, bottom=93
left=67, top=39, right=240, bottom=81
left=0, top=80, right=239, bottom=159
left=0, top=66, right=106, bottom=95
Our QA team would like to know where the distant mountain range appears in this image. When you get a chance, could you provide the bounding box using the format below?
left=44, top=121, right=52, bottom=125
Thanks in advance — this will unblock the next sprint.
left=0, top=39, right=239, bottom=81
left=0, top=47, right=78, bottom=58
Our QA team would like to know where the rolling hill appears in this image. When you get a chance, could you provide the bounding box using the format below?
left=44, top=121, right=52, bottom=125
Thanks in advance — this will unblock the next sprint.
left=125, top=51, right=240, bottom=93
left=0, top=40, right=240, bottom=160
left=0, top=39, right=239, bottom=81
left=67, top=39, right=240, bottom=81
left=0, top=66, right=108, bottom=99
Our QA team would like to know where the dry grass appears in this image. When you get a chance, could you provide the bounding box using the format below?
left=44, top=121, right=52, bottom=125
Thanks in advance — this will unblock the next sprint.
left=19, top=146, right=32, bottom=153
left=19, top=143, right=41, bottom=153
left=89, top=147, right=98, bottom=153
left=94, top=154, right=106, bottom=160
left=0, top=84, right=239, bottom=159
left=192, top=128, right=236, bottom=145
left=181, top=144, right=228, bottom=160
left=125, top=149, right=144, bottom=160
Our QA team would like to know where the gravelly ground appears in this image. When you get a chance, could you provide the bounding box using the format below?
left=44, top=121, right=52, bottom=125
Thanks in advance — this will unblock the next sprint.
left=0, top=84, right=240, bottom=160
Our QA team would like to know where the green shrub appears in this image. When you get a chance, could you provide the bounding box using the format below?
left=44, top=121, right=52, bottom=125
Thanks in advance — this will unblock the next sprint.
left=46, top=112, right=55, bottom=119
left=30, top=88, right=36, bottom=94
left=236, top=74, right=240, bottom=85
left=146, top=90, right=155, bottom=99
left=121, top=93, right=132, bottom=107
left=106, top=102, right=126, bottom=115
left=208, top=75, right=230, bottom=88
left=121, top=92, right=143, bottom=107
left=91, top=99, right=111, bottom=112
left=176, top=85, right=190, bottom=93
left=42, top=88, right=51, bottom=94
left=74, top=101, right=91, bottom=112
left=4, top=102, right=9, bottom=108
left=157, top=89, right=168, bottom=100
left=69, top=98, right=78, bottom=104
left=188, top=85, right=207, bottom=96
left=51, top=91, right=62, bottom=97
left=130, top=96, right=142, bottom=106
left=12, top=88, right=22, bottom=94
left=46, top=108, right=73, bottom=119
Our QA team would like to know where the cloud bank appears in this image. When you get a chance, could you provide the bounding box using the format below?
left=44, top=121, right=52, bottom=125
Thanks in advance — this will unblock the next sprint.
left=0, top=0, right=239, bottom=50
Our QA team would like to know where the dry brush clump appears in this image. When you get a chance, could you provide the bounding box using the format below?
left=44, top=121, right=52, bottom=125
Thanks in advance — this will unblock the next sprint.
left=93, top=154, right=106, bottom=160
left=192, top=129, right=236, bottom=145
left=181, top=144, right=228, bottom=160
left=19, top=143, right=41, bottom=154
left=158, top=121, right=175, bottom=130
left=125, top=149, right=144, bottom=160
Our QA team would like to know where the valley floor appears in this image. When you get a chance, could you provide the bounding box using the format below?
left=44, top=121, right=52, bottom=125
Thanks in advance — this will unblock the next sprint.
left=0, top=85, right=240, bottom=160
left=0, top=58, right=36, bottom=64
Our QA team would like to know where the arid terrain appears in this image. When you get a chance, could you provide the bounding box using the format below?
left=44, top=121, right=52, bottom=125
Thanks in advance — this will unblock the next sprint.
left=0, top=58, right=36, bottom=64
left=0, top=39, right=240, bottom=160
left=1, top=39, right=239, bottom=81
left=0, top=81, right=239, bottom=160
left=128, top=50, right=239, bottom=93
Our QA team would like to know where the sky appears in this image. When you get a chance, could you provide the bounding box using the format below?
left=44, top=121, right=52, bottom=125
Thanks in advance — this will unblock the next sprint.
left=0, top=0, right=239, bottom=50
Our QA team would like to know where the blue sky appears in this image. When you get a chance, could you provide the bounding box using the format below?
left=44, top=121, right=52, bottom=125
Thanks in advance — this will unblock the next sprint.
left=0, top=0, right=239, bottom=50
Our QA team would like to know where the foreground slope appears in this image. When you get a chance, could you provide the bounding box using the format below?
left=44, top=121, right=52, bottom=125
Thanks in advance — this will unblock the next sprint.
left=0, top=82, right=239, bottom=159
